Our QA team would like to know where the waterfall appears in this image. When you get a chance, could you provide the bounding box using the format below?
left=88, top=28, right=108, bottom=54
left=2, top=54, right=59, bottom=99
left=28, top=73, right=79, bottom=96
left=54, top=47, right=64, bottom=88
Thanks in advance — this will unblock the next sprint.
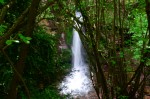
left=59, top=11, right=93, bottom=97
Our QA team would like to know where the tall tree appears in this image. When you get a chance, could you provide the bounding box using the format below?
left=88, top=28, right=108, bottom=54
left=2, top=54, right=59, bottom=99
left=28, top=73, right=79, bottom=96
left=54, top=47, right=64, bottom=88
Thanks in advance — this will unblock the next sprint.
left=7, top=0, right=41, bottom=99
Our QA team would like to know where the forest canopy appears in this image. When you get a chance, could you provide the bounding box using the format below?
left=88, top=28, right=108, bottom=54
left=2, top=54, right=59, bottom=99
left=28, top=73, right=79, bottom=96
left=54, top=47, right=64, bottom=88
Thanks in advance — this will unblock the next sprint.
left=0, top=0, right=150, bottom=99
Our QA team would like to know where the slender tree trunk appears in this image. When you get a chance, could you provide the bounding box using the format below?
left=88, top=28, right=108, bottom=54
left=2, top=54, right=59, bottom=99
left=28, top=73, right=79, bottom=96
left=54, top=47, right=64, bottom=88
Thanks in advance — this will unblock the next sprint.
left=7, top=45, right=29, bottom=99
left=7, top=0, right=41, bottom=99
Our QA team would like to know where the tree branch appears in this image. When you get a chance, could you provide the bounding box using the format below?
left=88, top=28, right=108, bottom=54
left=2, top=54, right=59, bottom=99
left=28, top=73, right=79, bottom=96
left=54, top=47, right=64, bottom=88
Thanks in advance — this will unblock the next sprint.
left=0, top=0, right=16, bottom=23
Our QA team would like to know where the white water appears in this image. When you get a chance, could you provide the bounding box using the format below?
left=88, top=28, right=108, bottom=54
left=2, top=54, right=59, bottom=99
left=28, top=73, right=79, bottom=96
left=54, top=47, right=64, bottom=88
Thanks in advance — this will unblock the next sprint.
left=59, top=12, right=93, bottom=97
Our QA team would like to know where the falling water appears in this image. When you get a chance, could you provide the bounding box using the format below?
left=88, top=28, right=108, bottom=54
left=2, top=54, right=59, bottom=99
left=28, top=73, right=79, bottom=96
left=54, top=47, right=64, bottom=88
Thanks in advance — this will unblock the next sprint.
left=59, top=11, right=93, bottom=97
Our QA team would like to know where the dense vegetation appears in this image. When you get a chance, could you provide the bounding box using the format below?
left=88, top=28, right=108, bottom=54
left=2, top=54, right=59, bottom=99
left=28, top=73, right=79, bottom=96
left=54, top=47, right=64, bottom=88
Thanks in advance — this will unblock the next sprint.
left=0, top=0, right=150, bottom=99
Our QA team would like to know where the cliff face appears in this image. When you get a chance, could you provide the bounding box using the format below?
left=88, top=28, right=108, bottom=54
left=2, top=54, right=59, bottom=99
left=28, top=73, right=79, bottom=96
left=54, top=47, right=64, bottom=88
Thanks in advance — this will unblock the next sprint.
left=38, top=19, right=57, bottom=35
left=38, top=19, right=68, bottom=51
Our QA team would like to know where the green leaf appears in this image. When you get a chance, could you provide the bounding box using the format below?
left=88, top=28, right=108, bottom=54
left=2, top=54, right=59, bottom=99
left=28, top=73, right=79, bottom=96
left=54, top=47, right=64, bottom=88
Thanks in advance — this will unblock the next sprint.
left=141, top=59, right=145, bottom=62
left=18, top=34, right=32, bottom=44
left=24, top=40, right=30, bottom=44
left=18, top=34, right=24, bottom=39
left=111, top=60, right=116, bottom=65
left=13, top=40, right=20, bottom=43
left=26, top=37, right=32, bottom=41
left=120, top=51, right=124, bottom=58
left=6, top=40, right=20, bottom=45
left=6, top=40, right=13, bottom=45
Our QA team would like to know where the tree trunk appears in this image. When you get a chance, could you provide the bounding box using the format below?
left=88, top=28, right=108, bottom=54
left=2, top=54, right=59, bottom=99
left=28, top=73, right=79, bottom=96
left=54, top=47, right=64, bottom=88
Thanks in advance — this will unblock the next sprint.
left=7, top=0, right=41, bottom=99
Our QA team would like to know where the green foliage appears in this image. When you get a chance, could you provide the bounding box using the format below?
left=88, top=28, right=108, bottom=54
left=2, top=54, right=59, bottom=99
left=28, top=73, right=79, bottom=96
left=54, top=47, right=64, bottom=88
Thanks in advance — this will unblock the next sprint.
left=146, top=59, right=150, bottom=66
left=26, top=29, right=71, bottom=80
left=6, top=40, right=19, bottom=45
left=26, top=31, right=56, bottom=83
left=23, top=86, right=67, bottom=99
left=0, top=0, right=5, bottom=4
left=65, top=27, right=73, bottom=46
left=119, top=51, right=124, bottom=58
left=18, top=34, right=32, bottom=44
left=40, top=7, right=54, bottom=19
left=1, top=0, right=149, bottom=98
left=118, top=95, right=129, bottom=99
left=0, top=24, right=72, bottom=98
left=24, top=27, right=71, bottom=98
left=111, top=60, right=116, bottom=65
left=128, top=7, right=148, bottom=60
left=129, top=10, right=147, bottom=38
left=58, top=49, right=72, bottom=71
left=0, top=53, right=13, bottom=99
left=5, top=34, right=31, bottom=45
left=0, top=0, right=73, bottom=98
left=0, top=24, right=7, bottom=36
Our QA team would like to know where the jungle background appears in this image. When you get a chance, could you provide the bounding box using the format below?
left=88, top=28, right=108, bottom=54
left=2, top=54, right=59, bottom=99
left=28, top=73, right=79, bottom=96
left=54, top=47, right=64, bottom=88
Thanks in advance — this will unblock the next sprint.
left=0, top=0, right=150, bottom=99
